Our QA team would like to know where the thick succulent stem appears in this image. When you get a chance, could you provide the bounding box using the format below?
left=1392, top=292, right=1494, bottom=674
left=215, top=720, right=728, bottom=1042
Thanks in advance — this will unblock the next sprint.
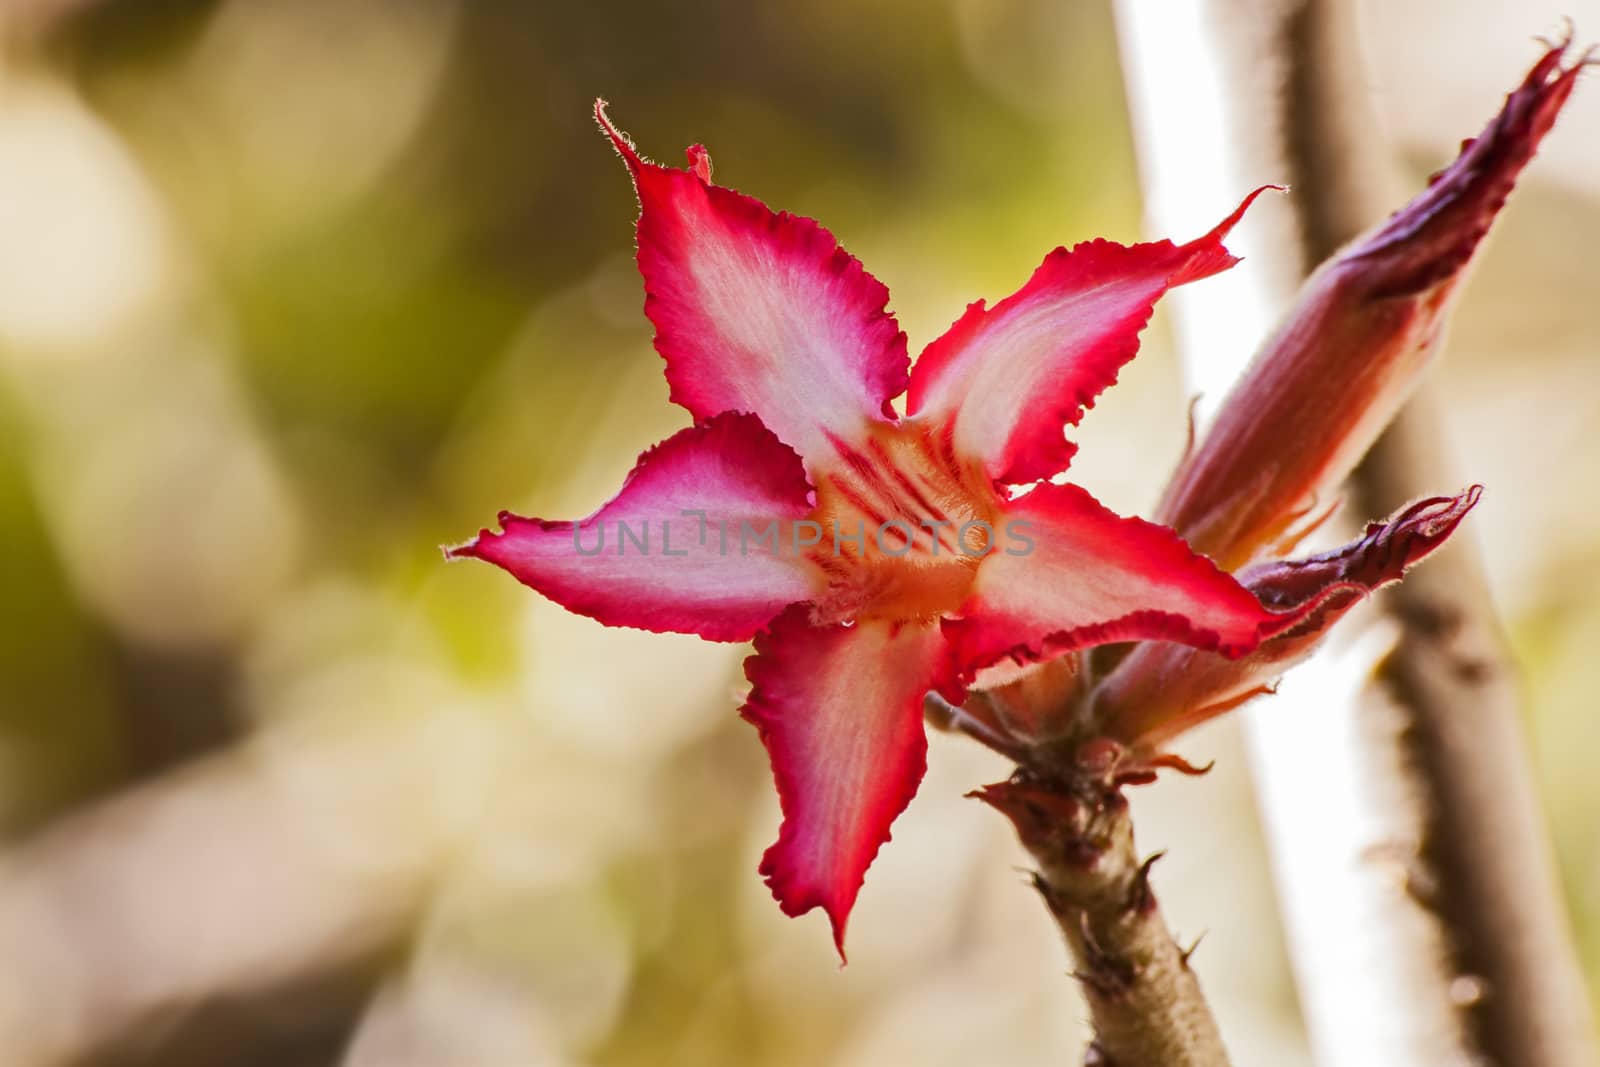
left=976, top=774, right=1232, bottom=1067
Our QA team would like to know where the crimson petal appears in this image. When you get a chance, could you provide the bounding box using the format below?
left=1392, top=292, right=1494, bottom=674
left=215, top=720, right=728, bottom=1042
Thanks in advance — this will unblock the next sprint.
left=906, top=188, right=1271, bottom=486
left=742, top=606, right=955, bottom=959
left=449, top=412, right=818, bottom=642
left=944, top=481, right=1300, bottom=680
left=598, top=103, right=909, bottom=469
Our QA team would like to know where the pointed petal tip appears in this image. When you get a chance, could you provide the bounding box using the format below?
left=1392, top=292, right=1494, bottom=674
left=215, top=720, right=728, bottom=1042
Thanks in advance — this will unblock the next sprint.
left=759, top=874, right=853, bottom=964
left=756, top=848, right=852, bottom=963
left=444, top=502, right=568, bottom=563
left=444, top=517, right=519, bottom=562
left=1170, top=184, right=1282, bottom=285
left=441, top=535, right=484, bottom=562
left=907, top=193, right=1272, bottom=485
left=594, top=98, right=642, bottom=171
left=1208, top=183, right=1286, bottom=235
left=1354, top=37, right=1587, bottom=293
left=1189, top=183, right=1282, bottom=244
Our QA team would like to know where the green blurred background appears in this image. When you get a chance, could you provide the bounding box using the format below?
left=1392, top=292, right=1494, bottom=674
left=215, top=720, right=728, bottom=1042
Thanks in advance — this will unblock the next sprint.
left=0, top=1, right=1595, bottom=1064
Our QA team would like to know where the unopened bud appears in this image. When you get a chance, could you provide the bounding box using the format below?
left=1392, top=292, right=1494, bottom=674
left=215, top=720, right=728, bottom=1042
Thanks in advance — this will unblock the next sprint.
left=1092, top=488, right=1481, bottom=747
left=1159, top=42, right=1585, bottom=570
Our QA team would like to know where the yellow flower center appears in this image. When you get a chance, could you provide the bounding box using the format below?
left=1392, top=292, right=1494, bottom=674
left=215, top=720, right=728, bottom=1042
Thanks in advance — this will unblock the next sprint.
left=805, top=419, right=1000, bottom=623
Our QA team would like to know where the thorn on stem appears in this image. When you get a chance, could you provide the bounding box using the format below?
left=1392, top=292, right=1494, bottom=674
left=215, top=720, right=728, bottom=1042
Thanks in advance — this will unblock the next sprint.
left=1072, top=968, right=1125, bottom=999
left=1128, top=849, right=1166, bottom=916
left=1031, top=871, right=1071, bottom=916
left=1179, top=930, right=1208, bottom=969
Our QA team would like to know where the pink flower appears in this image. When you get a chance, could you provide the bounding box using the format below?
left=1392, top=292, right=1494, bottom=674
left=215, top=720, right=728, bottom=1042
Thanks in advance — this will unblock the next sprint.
left=450, top=103, right=1310, bottom=955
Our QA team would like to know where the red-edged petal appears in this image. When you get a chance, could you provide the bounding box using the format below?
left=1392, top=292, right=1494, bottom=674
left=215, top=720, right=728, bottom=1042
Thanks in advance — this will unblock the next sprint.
left=597, top=103, right=909, bottom=468
left=742, top=606, right=956, bottom=959
left=943, top=481, right=1299, bottom=679
left=906, top=188, right=1273, bottom=485
left=448, top=412, right=818, bottom=642
left=1093, top=487, right=1481, bottom=746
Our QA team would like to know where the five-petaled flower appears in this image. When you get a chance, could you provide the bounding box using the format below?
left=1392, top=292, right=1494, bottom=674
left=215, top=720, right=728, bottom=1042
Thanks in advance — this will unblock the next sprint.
left=449, top=103, right=1318, bottom=956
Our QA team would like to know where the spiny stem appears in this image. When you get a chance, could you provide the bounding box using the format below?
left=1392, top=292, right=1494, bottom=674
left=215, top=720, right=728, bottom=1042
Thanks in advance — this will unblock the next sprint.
left=975, top=774, right=1232, bottom=1067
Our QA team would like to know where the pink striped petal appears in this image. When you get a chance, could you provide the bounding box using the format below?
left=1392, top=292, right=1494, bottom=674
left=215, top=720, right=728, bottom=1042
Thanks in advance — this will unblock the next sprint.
left=449, top=412, right=819, bottom=642
left=907, top=189, right=1272, bottom=485
left=598, top=103, right=909, bottom=467
left=944, top=481, right=1296, bottom=679
left=742, top=606, right=956, bottom=959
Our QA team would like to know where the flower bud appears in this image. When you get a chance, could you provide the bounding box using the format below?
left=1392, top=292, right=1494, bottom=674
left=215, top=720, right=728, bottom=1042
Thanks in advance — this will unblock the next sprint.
left=1091, top=488, right=1481, bottom=748
left=1158, top=41, right=1586, bottom=571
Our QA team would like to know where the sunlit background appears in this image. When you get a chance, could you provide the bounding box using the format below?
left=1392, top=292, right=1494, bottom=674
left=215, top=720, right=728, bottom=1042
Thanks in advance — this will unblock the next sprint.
left=0, top=1, right=1596, bottom=1064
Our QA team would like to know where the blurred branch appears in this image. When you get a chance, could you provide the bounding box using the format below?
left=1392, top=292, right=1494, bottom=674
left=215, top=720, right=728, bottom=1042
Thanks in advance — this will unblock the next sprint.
left=1282, top=6, right=1597, bottom=1064
left=1353, top=393, right=1598, bottom=1067
left=1114, top=0, right=1597, bottom=1064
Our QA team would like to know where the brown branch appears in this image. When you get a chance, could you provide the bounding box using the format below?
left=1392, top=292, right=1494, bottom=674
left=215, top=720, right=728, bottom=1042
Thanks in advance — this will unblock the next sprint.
left=1284, top=5, right=1598, bottom=1064
left=1353, top=398, right=1598, bottom=1067
left=976, top=775, right=1232, bottom=1067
